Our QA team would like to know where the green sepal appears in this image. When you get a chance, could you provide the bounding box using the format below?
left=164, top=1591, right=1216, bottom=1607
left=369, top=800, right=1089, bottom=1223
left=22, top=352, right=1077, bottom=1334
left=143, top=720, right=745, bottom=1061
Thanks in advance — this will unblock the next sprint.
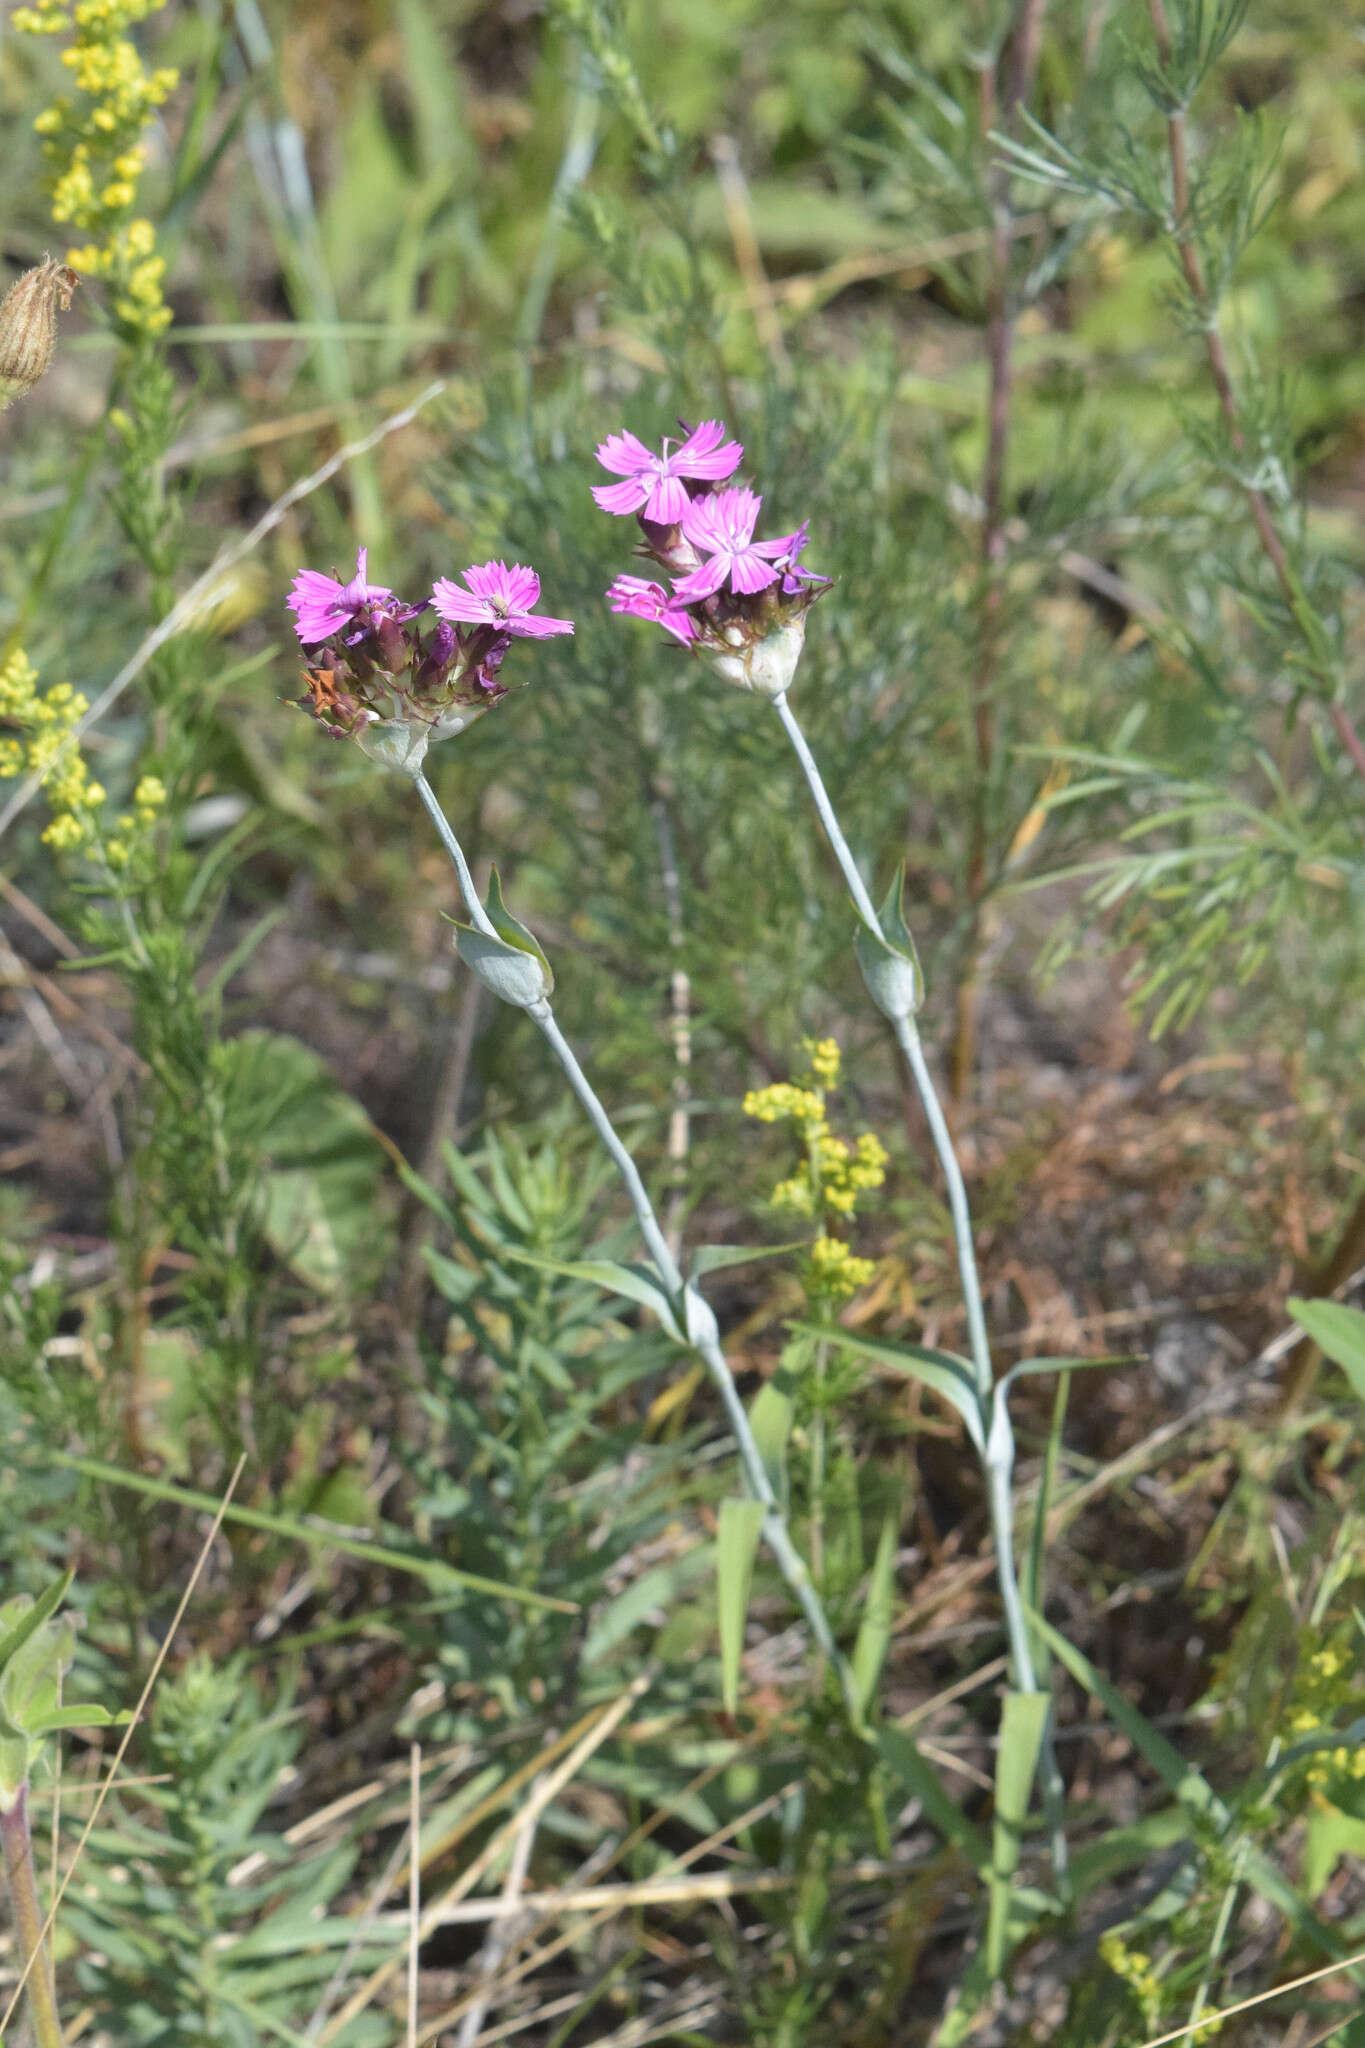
left=854, top=867, right=924, bottom=1021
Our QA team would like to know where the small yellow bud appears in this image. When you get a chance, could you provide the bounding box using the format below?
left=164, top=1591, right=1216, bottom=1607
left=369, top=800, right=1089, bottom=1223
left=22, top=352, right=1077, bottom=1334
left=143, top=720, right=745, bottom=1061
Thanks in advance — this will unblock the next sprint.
left=0, top=257, right=79, bottom=413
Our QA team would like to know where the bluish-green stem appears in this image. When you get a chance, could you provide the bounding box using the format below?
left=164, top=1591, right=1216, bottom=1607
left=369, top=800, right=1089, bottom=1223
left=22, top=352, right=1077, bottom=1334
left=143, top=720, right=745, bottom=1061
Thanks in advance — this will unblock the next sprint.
left=771, top=691, right=1039, bottom=1696
left=411, top=771, right=862, bottom=1724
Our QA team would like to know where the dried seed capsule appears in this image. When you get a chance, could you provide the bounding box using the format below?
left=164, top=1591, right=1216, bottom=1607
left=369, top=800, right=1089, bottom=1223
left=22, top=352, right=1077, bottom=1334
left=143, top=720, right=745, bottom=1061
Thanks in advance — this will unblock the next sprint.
left=0, top=258, right=79, bottom=414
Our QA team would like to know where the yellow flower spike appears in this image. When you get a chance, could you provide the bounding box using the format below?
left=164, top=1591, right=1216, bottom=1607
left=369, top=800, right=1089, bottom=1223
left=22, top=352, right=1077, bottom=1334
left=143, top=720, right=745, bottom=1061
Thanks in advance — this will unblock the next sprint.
left=806, top=1236, right=875, bottom=1302
left=742, top=1083, right=826, bottom=1127
left=806, top=1037, right=841, bottom=1088
left=42, top=812, right=89, bottom=851
left=17, top=0, right=177, bottom=336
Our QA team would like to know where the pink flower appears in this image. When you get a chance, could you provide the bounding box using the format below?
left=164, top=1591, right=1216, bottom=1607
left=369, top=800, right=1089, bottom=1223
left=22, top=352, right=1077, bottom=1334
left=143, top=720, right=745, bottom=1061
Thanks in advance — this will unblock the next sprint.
left=430, top=561, right=574, bottom=640
left=770, top=523, right=829, bottom=596
left=672, top=488, right=801, bottom=600
left=592, top=420, right=743, bottom=523
left=288, top=547, right=398, bottom=645
left=606, top=575, right=698, bottom=644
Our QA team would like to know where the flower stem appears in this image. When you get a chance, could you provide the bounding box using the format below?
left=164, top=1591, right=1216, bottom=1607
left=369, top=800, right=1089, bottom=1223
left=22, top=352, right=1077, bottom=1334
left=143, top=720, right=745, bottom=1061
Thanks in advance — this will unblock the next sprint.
left=0, top=1783, right=64, bottom=2048
left=414, top=781, right=862, bottom=1724
left=772, top=691, right=1039, bottom=1694
left=412, top=770, right=499, bottom=941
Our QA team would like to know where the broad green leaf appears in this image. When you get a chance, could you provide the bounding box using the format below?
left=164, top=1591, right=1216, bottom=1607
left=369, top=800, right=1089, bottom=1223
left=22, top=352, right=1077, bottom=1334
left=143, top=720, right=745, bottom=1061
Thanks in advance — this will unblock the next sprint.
left=1287, top=1298, right=1365, bottom=1403
left=985, top=1690, right=1051, bottom=1977
left=0, top=1573, right=72, bottom=1675
left=1305, top=1802, right=1365, bottom=1898
left=851, top=1511, right=898, bottom=1719
left=26, top=1703, right=126, bottom=1733
left=220, top=1031, right=392, bottom=1296
left=790, top=1322, right=983, bottom=1451
left=425, top=1247, right=481, bottom=1304
left=0, top=1588, right=77, bottom=1804
left=716, top=1499, right=765, bottom=1714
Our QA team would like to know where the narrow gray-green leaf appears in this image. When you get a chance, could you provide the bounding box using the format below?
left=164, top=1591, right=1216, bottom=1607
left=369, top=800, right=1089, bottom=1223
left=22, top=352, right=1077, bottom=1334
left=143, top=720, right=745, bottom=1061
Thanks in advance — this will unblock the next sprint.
left=716, top=1499, right=765, bottom=1714
left=986, top=1690, right=1051, bottom=1977
left=688, top=1240, right=805, bottom=1281
left=789, top=1322, right=983, bottom=1451
left=503, top=1248, right=684, bottom=1340
left=851, top=1512, right=898, bottom=1719
left=876, top=1725, right=988, bottom=1871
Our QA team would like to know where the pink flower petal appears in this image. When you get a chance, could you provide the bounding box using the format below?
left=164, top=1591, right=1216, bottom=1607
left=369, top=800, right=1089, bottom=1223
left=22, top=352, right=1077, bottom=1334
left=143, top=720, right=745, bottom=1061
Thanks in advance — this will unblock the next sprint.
left=729, top=554, right=780, bottom=596
left=594, top=430, right=655, bottom=478
left=642, top=474, right=692, bottom=525
left=507, top=612, right=574, bottom=639
left=675, top=418, right=744, bottom=479
left=462, top=561, right=510, bottom=610
left=671, top=556, right=729, bottom=603
left=501, top=563, right=542, bottom=614
left=592, top=477, right=648, bottom=514
left=430, top=576, right=490, bottom=625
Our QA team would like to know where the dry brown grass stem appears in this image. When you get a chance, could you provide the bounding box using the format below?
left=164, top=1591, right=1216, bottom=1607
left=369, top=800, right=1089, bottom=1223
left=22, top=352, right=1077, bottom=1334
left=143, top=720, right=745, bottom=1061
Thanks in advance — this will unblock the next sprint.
left=367, top=1856, right=913, bottom=1928
left=410, top=1778, right=805, bottom=2046
left=317, top=1675, right=652, bottom=2044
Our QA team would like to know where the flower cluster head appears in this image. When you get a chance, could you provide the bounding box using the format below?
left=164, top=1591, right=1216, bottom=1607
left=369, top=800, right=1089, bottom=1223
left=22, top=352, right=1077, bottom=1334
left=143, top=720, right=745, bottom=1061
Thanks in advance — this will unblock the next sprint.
left=15, top=0, right=178, bottom=337
left=286, top=549, right=572, bottom=774
left=594, top=419, right=830, bottom=698
left=743, top=1038, right=886, bottom=1304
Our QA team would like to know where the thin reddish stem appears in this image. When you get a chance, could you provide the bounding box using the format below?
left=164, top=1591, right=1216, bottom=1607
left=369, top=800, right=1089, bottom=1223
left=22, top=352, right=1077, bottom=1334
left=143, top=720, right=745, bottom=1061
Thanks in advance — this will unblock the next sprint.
left=955, top=1, right=1051, bottom=1101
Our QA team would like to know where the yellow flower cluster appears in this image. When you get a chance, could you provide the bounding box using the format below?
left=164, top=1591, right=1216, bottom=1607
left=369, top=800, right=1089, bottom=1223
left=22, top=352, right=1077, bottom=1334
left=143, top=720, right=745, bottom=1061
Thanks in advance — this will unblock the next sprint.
left=0, top=650, right=104, bottom=850
left=743, top=1082, right=826, bottom=1128
left=16, top=0, right=177, bottom=336
left=743, top=1039, right=888, bottom=1303
left=0, top=650, right=166, bottom=862
left=1098, top=1934, right=1162, bottom=2027
left=106, top=773, right=165, bottom=867
left=807, top=1236, right=875, bottom=1297
left=1287, top=1644, right=1365, bottom=1790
